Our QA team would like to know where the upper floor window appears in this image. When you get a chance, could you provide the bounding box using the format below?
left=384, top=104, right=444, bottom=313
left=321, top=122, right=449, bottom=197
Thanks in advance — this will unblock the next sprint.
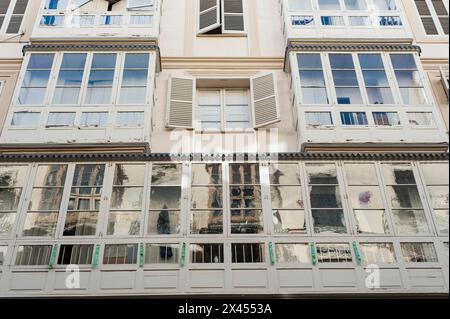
left=414, top=0, right=449, bottom=35
left=330, top=54, right=363, bottom=104
left=358, top=54, right=394, bottom=105
left=0, top=0, right=28, bottom=35
left=0, top=246, right=7, bottom=265
left=198, top=0, right=245, bottom=35
left=15, top=245, right=52, bottom=266
left=297, top=54, right=329, bottom=104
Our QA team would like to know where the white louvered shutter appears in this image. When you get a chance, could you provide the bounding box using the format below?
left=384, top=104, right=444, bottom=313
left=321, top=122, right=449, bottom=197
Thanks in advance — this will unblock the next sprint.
left=166, top=76, right=195, bottom=129
left=198, top=0, right=221, bottom=34
left=251, top=73, right=280, bottom=128
left=222, top=0, right=245, bottom=33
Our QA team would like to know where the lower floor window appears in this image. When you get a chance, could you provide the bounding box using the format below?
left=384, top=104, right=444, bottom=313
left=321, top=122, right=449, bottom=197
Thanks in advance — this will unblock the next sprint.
left=103, top=244, right=138, bottom=265
left=190, top=243, right=224, bottom=264
left=305, top=112, right=333, bottom=127
left=316, top=243, right=353, bottom=263
left=58, top=244, right=94, bottom=265
left=340, top=112, right=368, bottom=126
left=275, top=243, right=310, bottom=264
left=11, top=112, right=40, bottom=127
left=0, top=246, right=7, bottom=265
left=373, top=112, right=400, bottom=126
left=116, top=112, right=144, bottom=127
left=232, top=243, right=265, bottom=263
left=408, top=112, right=435, bottom=127
left=401, top=242, right=438, bottom=263
left=15, top=245, right=52, bottom=266
left=47, top=112, right=76, bottom=128
left=360, top=243, right=396, bottom=264
left=145, top=244, right=180, bottom=264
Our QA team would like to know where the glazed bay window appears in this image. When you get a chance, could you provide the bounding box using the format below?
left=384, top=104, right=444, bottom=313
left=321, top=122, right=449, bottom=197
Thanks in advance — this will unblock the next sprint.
left=145, top=243, right=180, bottom=264
left=306, top=164, right=347, bottom=234
left=401, top=242, right=438, bottom=263
left=23, top=165, right=68, bottom=237
left=382, top=163, right=430, bottom=234
left=103, top=244, right=138, bottom=265
left=0, top=165, right=27, bottom=237
left=190, top=243, right=224, bottom=263
left=57, top=244, right=94, bottom=265
left=64, top=164, right=105, bottom=236
left=15, top=245, right=52, bottom=266
left=390, top=54, right=427, bottom=105
left=232, top=243, right=265, bottom=263
left=191, top=164, right=223, bottom=234
left=230, top=164, right=263, bottom=234
left=270, top=163, right=306, bottom=234
left=359, top=243, right=396, bottom=264
left=420, top=163, right=449, bottom=234
left=297, top=54, right=329, bottom=104
left=345, top=163, right=389, bottom=234
left=358, top=54, right=394, bottom=105
left=148, top=164, right=182, bottom=235
left=53, top=53, right=87, bottom=105
left=316, top=243, right=353, bottom=263
left=329, top=54, right=363, bottom=104
left=275, top=243, right=311, bottom=264
left=414, top=0, right=449, bottom=35
left=108, top=164, right=145, bottom=236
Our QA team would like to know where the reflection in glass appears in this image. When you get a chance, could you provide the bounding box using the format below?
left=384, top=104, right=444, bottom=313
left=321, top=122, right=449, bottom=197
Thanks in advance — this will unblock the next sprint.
left=276, top=243, right=310, bottom=264
left=148, top=210, right=180, bottom=235
left=349, top=186, right=383, bottom=209
left=392, top=210, right=429, bottom=234
left=145, top=244, right=179, bottom=264
left=111, top=187, right=143, bottom=210
left=191, top=244, right=224, bottom=263
left=354, top=210, right=389, bottom=234
left=273, top=210, right=306, bottom=234
left=231, top=210, right=264, bottom=234
left=22, top=212, right=58, bottom=237
left=0, top=188, right=22, bottom=211
left=401, top=243, right=438, bottom=263
left=316, top=244, right=352, bottom=263
left=360, top=243, right=396, bottom=264
left=107, top=212, right=140, bottom=236
left=309, top=186, right=342, bottom=208
left=192, top=164, right=222, bottom=185
left=151, top=164, right=182, bottom=185
left=191, top=210, right=223, bottom=234
left=306, top=164, right=338, bottom=184
left=103, top=244, right=138, bottom=265
left=387, top=186, right=422, bottom=209
left=72, top=164, right=105, bottom=187
left=150, top=187, right=181, bottom=210
left=232, top=243, right=265, bottom=263
left=15, top=245, right=53, bottom=266
left=312, top=209, right=347, bottom=234
left=63, top=211, right=98, bottom=236
left=0, top=213, right=15, bottom=236
left=230, top=164, right=260, bottom=184
left=29, top=188, right=64, bottom=211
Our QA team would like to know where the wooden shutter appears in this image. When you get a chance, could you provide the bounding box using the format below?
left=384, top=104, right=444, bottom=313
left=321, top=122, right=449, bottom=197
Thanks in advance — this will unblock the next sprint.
left=198, top=0, right=220, bottom=34
left=251, top=73, right=280, bottom=128
left=222, top=0, right=245, bottom=33
left=166, top=76, right=195, bottom=129
left=415, top=0, right=439, bottom=34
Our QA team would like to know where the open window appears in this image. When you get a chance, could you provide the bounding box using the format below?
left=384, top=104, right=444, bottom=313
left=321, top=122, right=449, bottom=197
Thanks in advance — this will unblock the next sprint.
left=166, top=73, right=280, bottom=130
left=198, top=0, right=245, bottom=34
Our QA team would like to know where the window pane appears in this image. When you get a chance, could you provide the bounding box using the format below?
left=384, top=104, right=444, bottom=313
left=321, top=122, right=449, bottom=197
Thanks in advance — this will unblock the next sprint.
left=151, top=164, right=182, bottom=186
left=150, top=187, right=181, bottom=210
left=291, top=15, right=315, bottom=25
left=231, top=210, right=264, bottom=234
left=321, top=16, right=345, bottom=26
left=11, top=113, right=40, bottom=127
left=119, top=53, right=149, bottom=105
left=316, top=244, right=352, bottom=263
left=269, top=164, right=301, bottom=185
left=18, top=54, right=54, bottom=105
left=47, top=112, right=76, bottom=127
left=289, top=0, right=312, bottom=10
left=309, top=186, right=342, bottom=208
left=306, top=164, right=338, bottom=184
left=421, top=163, right=449, bottom=185
left=58, top=245, right=94, bottom=265
left=103, top=244, right=138, bottom=265
left=360, top=243, right=396, bottom=263
left=116, top=112, right=144, bottom=127
left=318, top=0, right=341, bottom=10
left=345, top=0, right=367, bottom=10
left=191, top=187, right=223, bottom=209
left=145, top=244, right=179, bottom=264
left=408, top=112, right=434, bottom=126
left=298, top=54, right=329, bottom=104
left=340, top=112, right=369, bottom=126
left=113, top=164, right=146, bottom=186
left=354, top=210, right=389, bottom=234
left=0, top=213, right=16, bottom=236
left=392, top=210, right=429, bottom=234
left=230, top=164, right=260, bottom=184
left=15, top=245, right=52, bottom=266
left=225, top=90, right=251, bottom=130
left=72, top=164, right=105, bottom=187
left=80, top=112, right=108, bottom=128
left=232, top=243, right=265, bottom=263
left=85, top=54, right=116, bottom=104
left=312, top=209, right=347, bottom=234
left=63, top=211, right=98, bottom=236
left=373, top=112, right=400, bottom=125
left=382, top=164, right=416, bottom=185
left=0, top=188, right=22, bottom=211
left=191, top=210, right=223, bottom=234
left=401, top=243, right=438, bottom=263
left=372, top=0, right=397, bottom=10
left=53, top=53, right=87, bottom=104
left=273, top=210, right=306, bottom=234
left=28, top=188, right=64, bottom=211
left=192, top=164, right=222, bottom=185
left=349, top=16, right=371, bottom=26
left=345, top=163, right=378, bottom=185
left=0, top=246, right=7, bottom=265
left=271, top=186, right=303, bottom=209
left=22, top=212, right=58, bottom=236
left=387, top=186, right=422, bottom=209
left=275, top=243, right=310, bottom=263
left=349, top=186, right=383, bottom=209
left=190, top=244, right=224, bottom=263
left=106, top=212, right=141, bottom=236
left=147, top=210, right=180, bottom=235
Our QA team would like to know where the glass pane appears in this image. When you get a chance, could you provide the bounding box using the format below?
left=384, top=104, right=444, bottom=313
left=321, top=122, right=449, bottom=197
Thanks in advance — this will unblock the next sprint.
left=73, top=164, right=105, bottom=187
left=190, top=244, right=224, bottom=264
left=309, top=186, right=342, bottom=208
left=230, top=186, right=262, bottom=209
left=316, top=244, right=352, bottom=263
left=427, top=186, right=449, bottom=209
left=367, top=88, right=395, bottom=104
left=289, top=0, right=312, bottom=10
left=354, top=210, right=389, bottom=234
left=230, top=164, right=260, bottom=184
left=231, top=210, right=264, bottom=234
left=0, top=166, right=27, bottom=187
left=232, top=243, right=265, bottom=263
left=349, top=186, right=383, bottom=209
left=312, top=209, right=347, bottom=234
left=15, top=246, right=52, bottom=266
left=28, top=188, right=63, bottom=211
left=306, top=164, right=338, bottom=184
left=111, top=187, right=143, bottom=210
left=11, top=113, right=40, bottom=126
left=318, top=0, right=341, bottom=10
left=107, top=212, right=141, bottom=236
left=192, top=164, right=222, bottom=185
left=103, top=244, right=138, bottom=265
left=273, top=210, right=307, bottom=234
left=372, top=0, right=397, bottom=10
left=0, top=246, right=7, bottom=265
left=300, top=70, right=326, bottom=86
left=401, top=243, right=438, bottom=263
left=345, top=163, right=378, bottom=185
left=276, top=243, right=310, bottom=263
left=22, top=212, right=58, bottom=237
left=360, top=243, right=396, bottom=264
left=191, top=210, right=223, bottom=234
left=150, top=186, right=181, bottom=210
left=147, top=210, right=180, bottom=235
left=345, top=0, right=367, bottom=10
left=145, top=244, right=180, bottom=264
left=18, top=88, right=46, bottom=105
left=336, top=88, right=363, bottom=104
left=34, top=165, right=68, bottom=187
left=421, top=163, right=449, bottom=185
left=383, top=164, right=416, bottom=185
left=298, top=54, right=323, bottom=69
left=68, top=187, right=101, bottom=211
left=191, top=187, right=223, bottom=209
left=392, top=210, right=429, bottom=234
left=387, top=186, right=423, bottom=209
left=151, top=164, right=182, bottom=186
left=22, top=70, right=52, bottom=86
left=63, top=211, right=98, bottom=236
left=271, top=186, right=303, bottom=209
left=113, top=165, right=145, bottom=186
left=399, top=88, right=427, bottom=105
left=0, top=213, right=16, bottom=236
left=58, top=245, right=94, bottom=265
left=119, top=87, right=147, bottom=104
left=390, top=54, right=417, bottom=69
left=434, top=210, right=449, bottom=234
left=0, top=188, right=22, bottom=211
left=302, top=88, right=329, bottom=104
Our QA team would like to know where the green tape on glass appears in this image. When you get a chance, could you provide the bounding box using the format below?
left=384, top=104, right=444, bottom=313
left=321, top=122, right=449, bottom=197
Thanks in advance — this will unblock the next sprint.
left=92, top=244, right=101, bottom=268
left=311, top=242, right=317, bottom=266
left=49, top=244, right=58, bottom=269
left=268, top=242, right=276, bottom=265
left=353, top=241, right=362, bottom=266
left=180, top=242, right=186, bottom=267
left=139, top=243, right=145, bottom=268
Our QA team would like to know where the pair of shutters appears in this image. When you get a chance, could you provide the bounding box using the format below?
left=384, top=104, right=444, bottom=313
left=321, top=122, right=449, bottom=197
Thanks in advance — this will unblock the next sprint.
left=0, top=0, right=27, bottom=34
left=199, top=0, right=245, bottom=34
left=166, top=73, right=281, bottom=129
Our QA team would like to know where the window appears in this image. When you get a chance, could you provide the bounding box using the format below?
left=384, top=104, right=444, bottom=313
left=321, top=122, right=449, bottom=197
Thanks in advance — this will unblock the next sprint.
left=0, top=165, right=27, bottom=237
left=316, top=243, right=353, bottom=263
left=85, top=53, right=117, bottom=105
left=0, top=246, right=7, bottom=265
left=288, top=0, right=312, bottom=11
left=53, top=53, right=87, bottom=105
left=318, top=0, right=341, bottom=10
left=198, top=0, right=245, bottom=34
left=64, top=164, right=105, bottom=236
left=345, top=163, right=389, bottom=234
left=100, top=14, right=122, bottom=26
left=0, top=0, right=28, bottom=34
left=46, top=112, right=76, bottom=128
left=305, top=112, right=333, bottom=127
left=378, top=16, right=402, bottom=26
left=23, top=165, right=68, bottom=237
left=345, top=0, right=367, bottom=10
left=58, top=244, right=94, bottom=265
left=72, top=15, right=95, bottom=26
left=329, top=54, right=363, bottom=104
left=414, top=0, right=449, bottom=35
left=10, top=112, right=40, bottom=127
left=270, top=163, right=306, bottom=234
left=372, top=0, right=397, bottom=10
left=129, top=14, right=153, bottom=25
left=190, top=243, right=224, bottom=263
left=116, top=112, right=144, bottom=127
left=148, top=164, right=182, bottom=235
left=390, top=54, right=427, bottom=105
left=145, top=243, right=180, bottom=264
left=17, top=54, right=54, bottom=105
left=195, top=89, right=251, bottom=131
left=306, top=164, right=347, bottom=234
left=232, top=243, right=265, bottom=263
left=15, top=245, right=52, bottom=266
left=421, top=163, right=449, bottom=234
left=103, top=244, right=138, bottom=265
left=127, top=0, right=154, bottom=11
left=275, top=243, right=311, bottom=264
left=119, top=53, right=149, bottom=105
left=372, top=112, right=400, bottom=126
left=401, top=242, right=438, bottom=263
left=360, top=243, right=396, bottom=264
left=44, top=0, right=69, bottom=10
left=382, top=164, right=429, bottom=234
left=297, top=54, right=329, bottom=104
left=230, top=164, right=263, bottom=234
left=191, top=164, right=223, bottom=234
left=408, top=112, right=435, bottom=127
left=358, top=54, right=394, bottom=104
left=340, top=112, right=368, bottom=125
left=40, top=15, right=65, bottom=26
left=291, top=15, right=314, bottom=25
left=349, top=16, right=371, bottom=26
left=80, top=112, right=108, bottom=128
left=321, top=16, right=345, bottom=26
left=108, top=164, right=145, bottom=236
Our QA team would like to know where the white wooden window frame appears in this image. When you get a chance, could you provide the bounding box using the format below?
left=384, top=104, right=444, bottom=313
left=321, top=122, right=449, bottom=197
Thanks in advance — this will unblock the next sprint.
left=197, top=0, right=247, bottom=35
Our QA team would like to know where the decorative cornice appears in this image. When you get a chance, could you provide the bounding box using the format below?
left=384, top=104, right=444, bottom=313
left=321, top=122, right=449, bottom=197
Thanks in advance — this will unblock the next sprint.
left=0, top=152, right=447, bottom=162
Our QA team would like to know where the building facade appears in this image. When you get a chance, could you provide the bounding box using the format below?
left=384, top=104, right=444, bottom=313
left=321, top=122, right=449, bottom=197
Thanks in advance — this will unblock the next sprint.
left=0, top=0, right=448, bottom=297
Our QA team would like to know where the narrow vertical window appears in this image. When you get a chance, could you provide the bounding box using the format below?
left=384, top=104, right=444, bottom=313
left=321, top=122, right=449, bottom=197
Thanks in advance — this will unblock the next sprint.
left=330, top=54, right=363, bottom=104
left=6, top=0, right=27, bottom=34
left=53, top=53, right=87, bottom=105
left=85, top=53, right=117, bottom=105
left=359, top=54, right=394, bottom=104
left=297, top=54, right=329, bottom=104
left=119, top=53, right=150, bottom=105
